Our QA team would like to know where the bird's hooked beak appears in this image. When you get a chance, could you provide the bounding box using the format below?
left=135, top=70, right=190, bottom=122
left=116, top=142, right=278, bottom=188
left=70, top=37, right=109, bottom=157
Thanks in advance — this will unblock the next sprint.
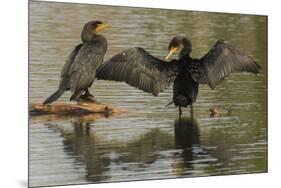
left=165, top=47, right=178, bottom=60
left=95, top=23, right=111, bottom=33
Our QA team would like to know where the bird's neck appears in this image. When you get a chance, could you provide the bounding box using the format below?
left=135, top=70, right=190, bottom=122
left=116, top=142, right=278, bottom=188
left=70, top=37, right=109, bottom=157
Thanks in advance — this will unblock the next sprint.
left=81, top=30, right=97, bottom=42
left=82, top=34, right=108, bottom=52
left=179, top=39, right=192, bottom=59
left=179, top=48, right=190, bottom=59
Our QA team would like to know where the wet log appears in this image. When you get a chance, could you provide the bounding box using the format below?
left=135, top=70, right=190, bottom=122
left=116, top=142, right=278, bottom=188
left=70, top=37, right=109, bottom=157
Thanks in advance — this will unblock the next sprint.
left=30, top=102, right=128, bottom=116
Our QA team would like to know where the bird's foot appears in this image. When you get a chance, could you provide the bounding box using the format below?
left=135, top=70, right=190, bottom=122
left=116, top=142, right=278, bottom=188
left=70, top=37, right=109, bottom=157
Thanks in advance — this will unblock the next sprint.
left=86, top=93, right=94, bottom=97
left=78, top=94, right=96, bottom=103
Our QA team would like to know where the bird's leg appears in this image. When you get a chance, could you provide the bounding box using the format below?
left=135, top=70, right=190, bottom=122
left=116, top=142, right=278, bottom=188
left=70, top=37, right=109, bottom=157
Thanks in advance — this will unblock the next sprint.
left=84, top=88, right=94, bottom=97
left=86, top=123, right=90, bottom=136
left=78, top=88, right=96, bottom=103
left=190, top=103, right=194, bottom=121
left=70, top=90, right=84, bottom=102
left=179, top=106, right=182, bottom=120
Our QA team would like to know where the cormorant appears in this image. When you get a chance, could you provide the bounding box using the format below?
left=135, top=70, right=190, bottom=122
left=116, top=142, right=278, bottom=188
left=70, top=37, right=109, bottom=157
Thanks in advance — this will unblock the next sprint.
left=43, top=20, right=110, bottom=104
left=96, top=36, right=261, bottom=118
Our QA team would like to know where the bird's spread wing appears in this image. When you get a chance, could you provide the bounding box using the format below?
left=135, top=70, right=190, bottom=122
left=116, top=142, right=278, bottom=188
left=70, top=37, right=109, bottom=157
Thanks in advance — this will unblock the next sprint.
left=96, top=47, right=179, bottom=96
left=193, top=40, right=261, bottom=89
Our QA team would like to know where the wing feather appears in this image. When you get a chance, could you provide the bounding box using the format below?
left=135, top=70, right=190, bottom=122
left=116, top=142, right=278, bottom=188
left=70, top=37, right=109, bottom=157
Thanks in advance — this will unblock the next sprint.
left=67, top=44, right=104, bottom=92
left=97, top=47, right=179, bottom=96
left=60, top=44, right=83, bottom=77
left=195, top=40, right=261, bottom=89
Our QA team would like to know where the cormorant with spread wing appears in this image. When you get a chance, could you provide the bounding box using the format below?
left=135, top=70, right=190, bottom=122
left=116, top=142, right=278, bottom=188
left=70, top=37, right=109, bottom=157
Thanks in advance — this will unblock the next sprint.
left=43, top=20, right=110, bottom=104
left=96, top=36, right=261, bottom=118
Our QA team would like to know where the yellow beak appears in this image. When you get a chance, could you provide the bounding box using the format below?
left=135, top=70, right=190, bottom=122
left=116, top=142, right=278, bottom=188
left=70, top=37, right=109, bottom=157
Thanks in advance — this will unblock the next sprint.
left=95, top=23, right=111, bottom=33
left=165, top=47, right=178, bottom=60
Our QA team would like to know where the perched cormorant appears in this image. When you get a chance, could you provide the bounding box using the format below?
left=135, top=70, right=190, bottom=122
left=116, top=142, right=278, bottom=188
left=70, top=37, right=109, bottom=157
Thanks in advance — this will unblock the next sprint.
left=43, top=20, right=110, bottom=104
left=96, top=36, right=261, bottom=118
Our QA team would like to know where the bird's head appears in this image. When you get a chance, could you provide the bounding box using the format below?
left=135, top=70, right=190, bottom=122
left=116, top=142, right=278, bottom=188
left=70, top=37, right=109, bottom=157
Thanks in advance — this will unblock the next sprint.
left=165, top=36, right=192, bottom=60
left=81, top=20, right=111, bottom=42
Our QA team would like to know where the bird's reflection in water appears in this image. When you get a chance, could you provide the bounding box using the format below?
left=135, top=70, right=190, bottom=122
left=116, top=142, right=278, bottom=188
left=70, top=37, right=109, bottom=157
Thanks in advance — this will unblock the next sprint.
left=44, top=117, right=174, bottom=182
left=172, top=118, right=200, bottom=176
left=44, top=116, right=202, bottom=182
left=44, top=117, right=111, bottom=182
left=61, top=120, right=111, bottom=182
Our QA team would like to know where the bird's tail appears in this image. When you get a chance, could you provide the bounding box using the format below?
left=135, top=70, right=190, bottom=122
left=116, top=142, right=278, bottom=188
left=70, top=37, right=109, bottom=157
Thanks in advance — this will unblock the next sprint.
left=43, top=89, right=65, bottom=105
left=174, top=95, right=188, bottom=107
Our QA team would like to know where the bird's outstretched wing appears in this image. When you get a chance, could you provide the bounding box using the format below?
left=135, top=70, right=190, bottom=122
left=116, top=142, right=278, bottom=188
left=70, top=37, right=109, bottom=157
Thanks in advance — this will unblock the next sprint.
left=192, top=40, right=261, bottom=89
left=97, top=47, right=179, bottom=96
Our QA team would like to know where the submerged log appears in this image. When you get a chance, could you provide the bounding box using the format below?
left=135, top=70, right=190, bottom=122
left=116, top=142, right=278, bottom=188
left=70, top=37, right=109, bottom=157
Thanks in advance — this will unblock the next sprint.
left=30, top=101, right=128, bottom=116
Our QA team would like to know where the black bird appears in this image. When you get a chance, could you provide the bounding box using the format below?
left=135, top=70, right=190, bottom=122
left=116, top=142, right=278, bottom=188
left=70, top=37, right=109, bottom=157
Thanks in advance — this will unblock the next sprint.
left=43, top=20, right=110, bottom=104
left=96, top=36, right=261, bottom=118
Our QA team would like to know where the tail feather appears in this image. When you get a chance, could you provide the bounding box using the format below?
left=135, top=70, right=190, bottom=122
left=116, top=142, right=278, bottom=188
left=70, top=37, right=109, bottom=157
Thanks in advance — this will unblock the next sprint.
left=43, top=89, right=65, bottom=105
left=174, top=95, right=190, bottom=107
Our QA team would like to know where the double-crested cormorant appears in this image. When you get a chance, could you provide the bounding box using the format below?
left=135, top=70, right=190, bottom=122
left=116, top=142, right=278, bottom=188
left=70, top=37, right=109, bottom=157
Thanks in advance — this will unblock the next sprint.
left=96, top=36, right=261, bottom=118
left=43, top=20, right=110, bottom=104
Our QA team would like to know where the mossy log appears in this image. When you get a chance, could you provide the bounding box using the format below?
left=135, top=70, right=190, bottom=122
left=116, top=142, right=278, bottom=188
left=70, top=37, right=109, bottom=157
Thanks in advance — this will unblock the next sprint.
left=30, top=102, right=128, bottom=116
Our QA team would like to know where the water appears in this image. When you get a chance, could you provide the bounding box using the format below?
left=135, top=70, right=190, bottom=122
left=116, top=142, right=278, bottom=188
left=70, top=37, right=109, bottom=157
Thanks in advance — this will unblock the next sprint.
left=29, top=1, right=267, bottom=187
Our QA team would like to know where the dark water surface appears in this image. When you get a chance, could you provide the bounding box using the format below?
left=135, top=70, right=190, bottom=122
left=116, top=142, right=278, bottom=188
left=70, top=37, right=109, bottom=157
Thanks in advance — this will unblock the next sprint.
left=29, top=1, right=267, bottom=187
